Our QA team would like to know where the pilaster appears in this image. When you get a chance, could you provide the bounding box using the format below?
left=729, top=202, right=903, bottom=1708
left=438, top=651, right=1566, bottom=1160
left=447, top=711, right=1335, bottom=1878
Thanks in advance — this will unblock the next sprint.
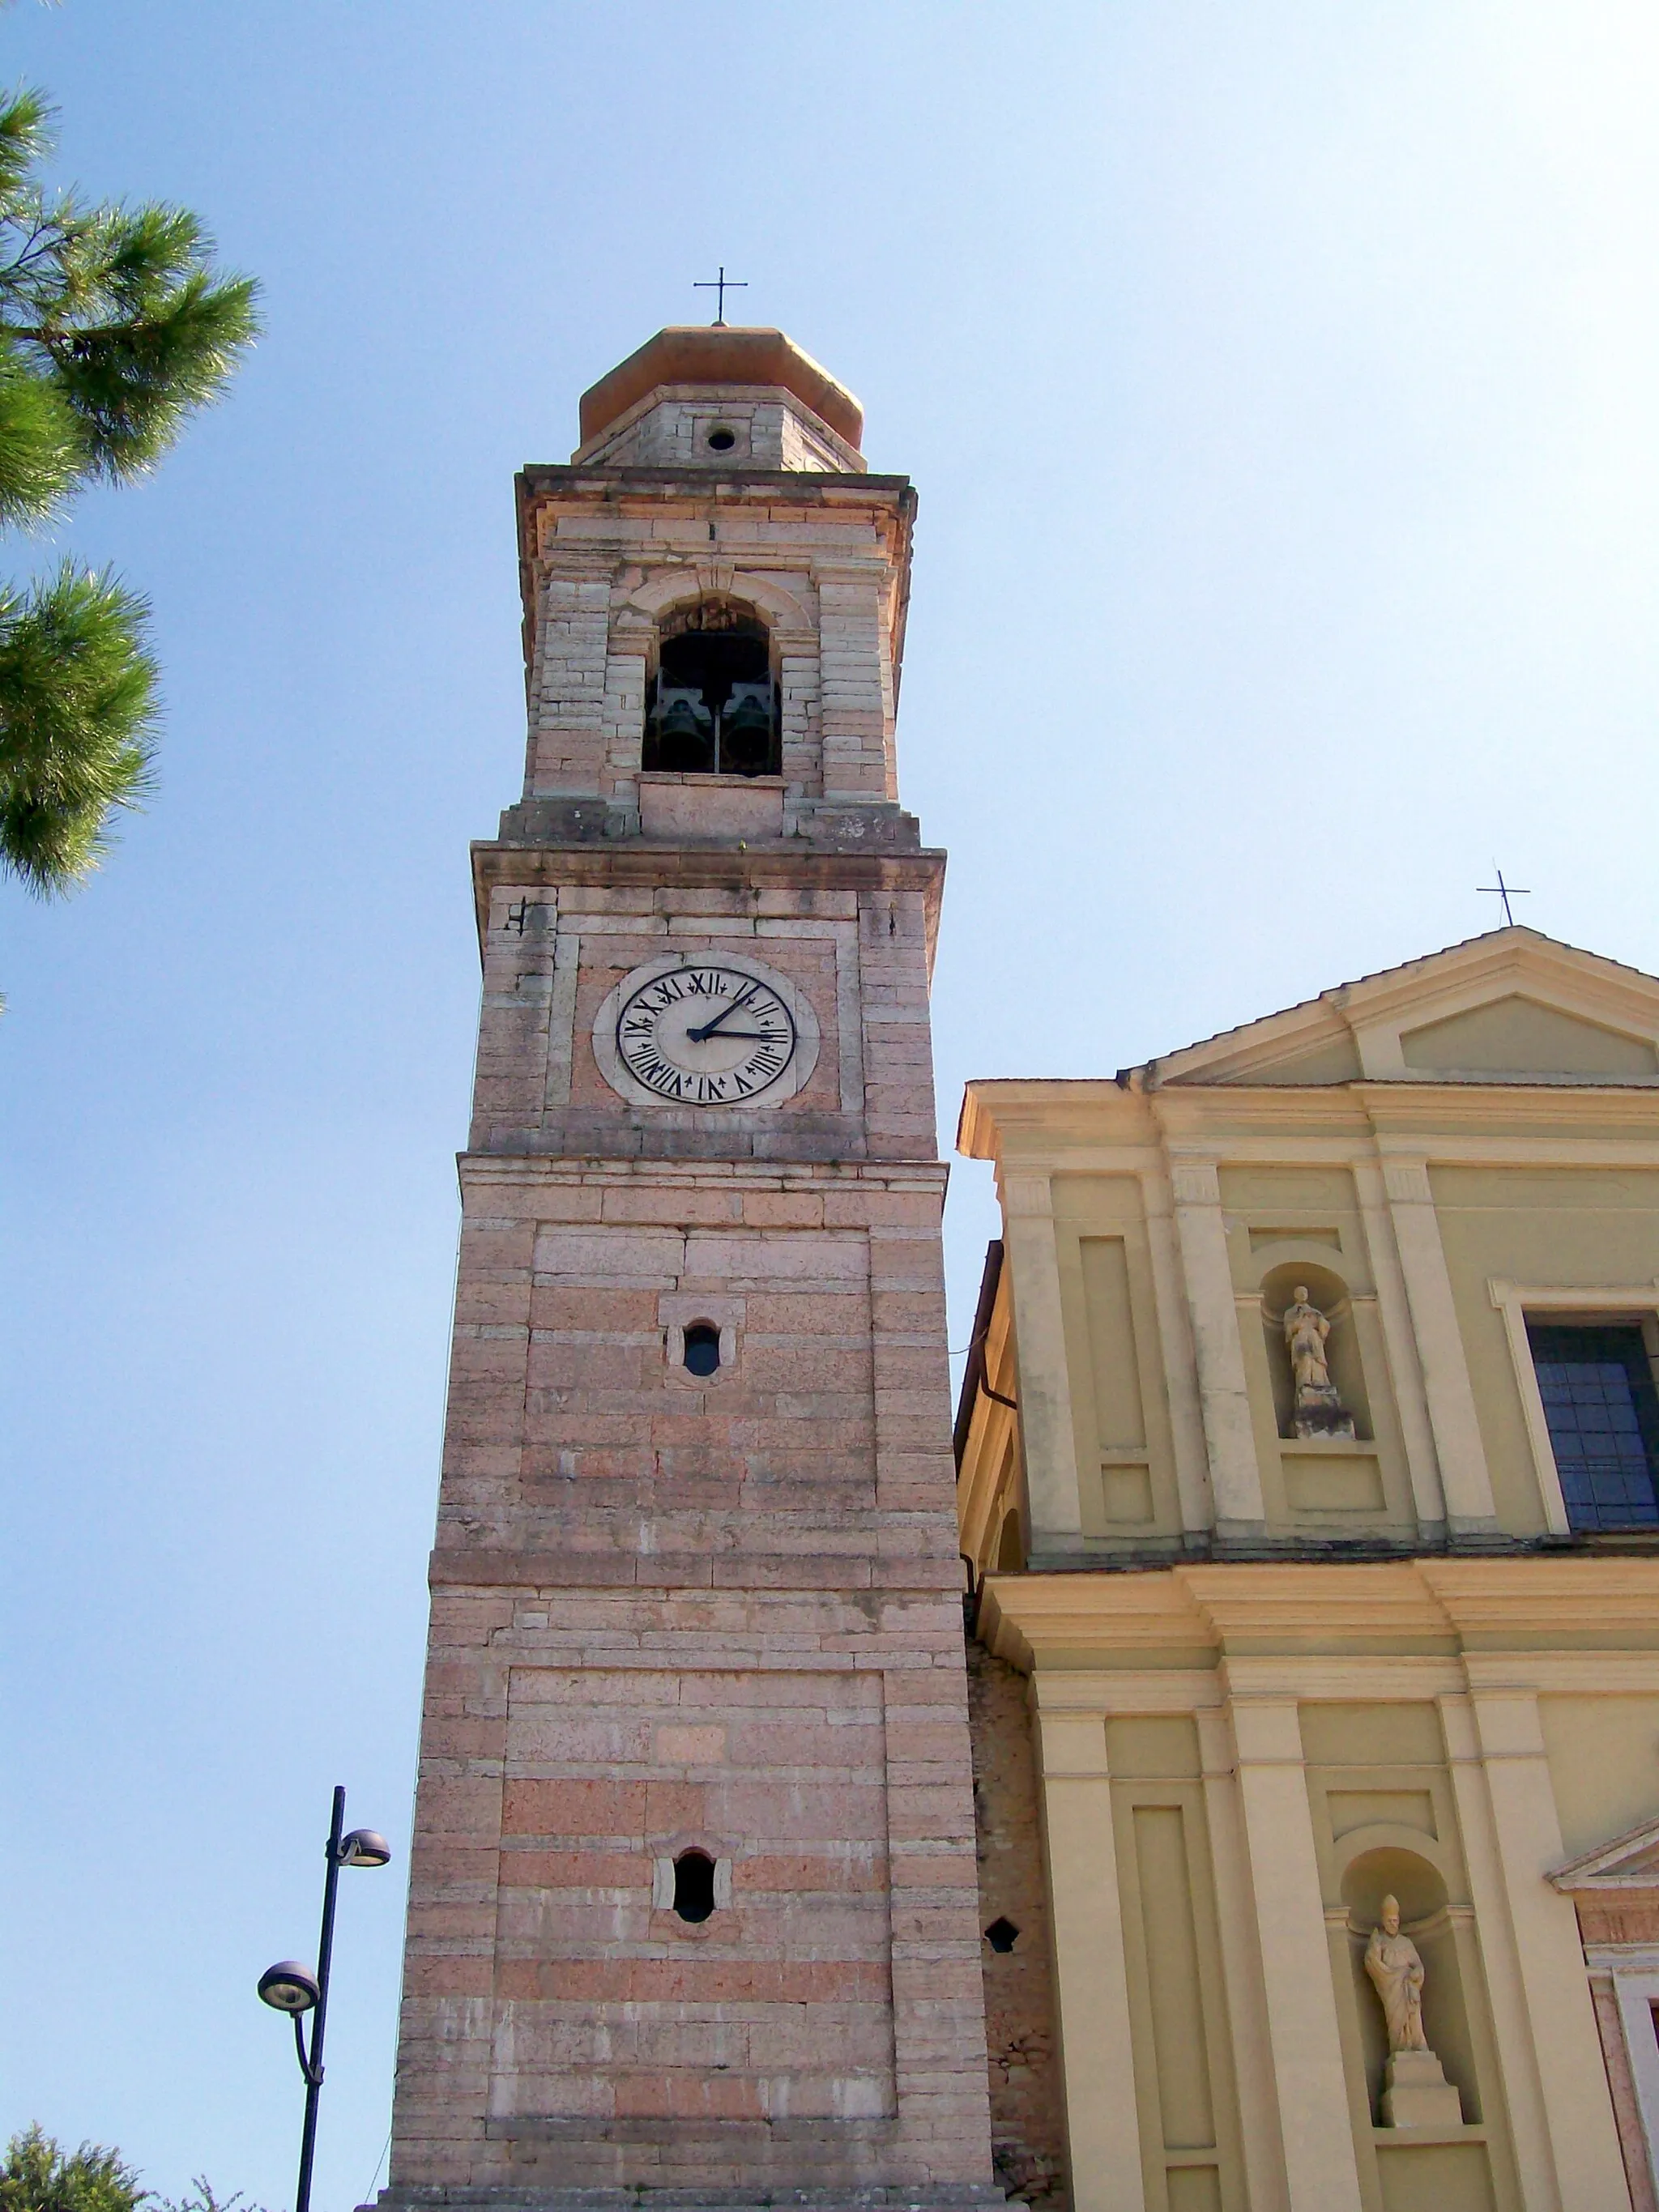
left=1379, top=1155, right=1499, bottom=1535
left=527, top=558, right=612, bottom=796
left=1033, top=1707, right=1146, bottom=2212
left=1352, top=1156, right=1448, bottom=1536
left=1166, top=1155, right=1267, bottom=1536
left=1456, top=1681, right=1630, bottom=2212
left=1224, top=1693, right=1364, bottom=2212
left=1140, top=1167, right=1215, bottom=1536
left=1437, top=1690, right=1563, bottom=2212
left=1196, top=1707, right=1290, bottom=2212
left=1000, top=1174, right=1085, bottom=1554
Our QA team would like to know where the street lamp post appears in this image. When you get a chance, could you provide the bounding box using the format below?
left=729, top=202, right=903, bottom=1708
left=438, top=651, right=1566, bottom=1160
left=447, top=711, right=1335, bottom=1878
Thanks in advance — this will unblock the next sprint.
left=259, top=1785, right=391, bottom=2212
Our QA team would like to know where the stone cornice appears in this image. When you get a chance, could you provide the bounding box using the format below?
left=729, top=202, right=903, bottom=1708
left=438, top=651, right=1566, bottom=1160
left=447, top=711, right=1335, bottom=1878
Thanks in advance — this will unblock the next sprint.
left=472, top=838, right=945, bottom=950
left=458, top=1153, right=949, bottom=1192
left=1136, top=929, right=1659, bottom=1087
left=518, top=464, right=914, bottom=501
left=978, top=1555, right=1659, bottom=1671
left=957, top=1080, right=1144, bottom=1159
left=957, top=1073, right=1659, bottom=1170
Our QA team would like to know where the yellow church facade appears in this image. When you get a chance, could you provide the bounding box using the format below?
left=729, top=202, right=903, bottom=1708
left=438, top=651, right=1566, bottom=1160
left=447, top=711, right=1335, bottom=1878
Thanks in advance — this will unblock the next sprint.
left=956, top=927, right=1659, bottom=2212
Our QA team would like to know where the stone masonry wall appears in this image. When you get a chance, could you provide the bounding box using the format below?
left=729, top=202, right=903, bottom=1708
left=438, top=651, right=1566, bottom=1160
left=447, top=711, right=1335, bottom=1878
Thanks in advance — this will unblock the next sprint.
left=966, top=1639, right=1069, bottom=2212
left=470, top=865, right=940, bottom=1166
left=388, top=395, right=988, bottom=2210
left=578, top=390, right=855, bottom=474
left=388, top=1155, right=995, bottom=2195
left=515, top=473, right=911, bottom=818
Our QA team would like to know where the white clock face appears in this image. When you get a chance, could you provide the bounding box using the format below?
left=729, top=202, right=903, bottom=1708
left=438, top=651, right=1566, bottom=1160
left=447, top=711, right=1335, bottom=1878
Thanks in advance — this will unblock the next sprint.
left=615, top=963, right=799, bottom=1106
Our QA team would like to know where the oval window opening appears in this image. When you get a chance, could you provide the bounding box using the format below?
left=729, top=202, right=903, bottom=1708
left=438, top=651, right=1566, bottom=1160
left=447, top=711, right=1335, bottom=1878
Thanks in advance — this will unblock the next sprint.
left=684, top=1323, right=721, bottom=1378
left=672, top=1849, right=717, bottom=1923
left=706, top=426, right=736, bottom=452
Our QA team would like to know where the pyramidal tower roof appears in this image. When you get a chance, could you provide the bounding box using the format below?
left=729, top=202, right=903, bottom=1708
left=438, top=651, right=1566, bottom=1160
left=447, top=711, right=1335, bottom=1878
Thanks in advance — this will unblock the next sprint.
left=572, top=325, right=866, bottom=472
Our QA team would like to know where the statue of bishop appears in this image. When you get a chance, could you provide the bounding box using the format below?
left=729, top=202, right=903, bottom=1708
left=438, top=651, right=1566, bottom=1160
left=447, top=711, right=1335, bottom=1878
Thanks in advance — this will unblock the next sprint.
left=1364, top=1895, right=1430, bottom=2053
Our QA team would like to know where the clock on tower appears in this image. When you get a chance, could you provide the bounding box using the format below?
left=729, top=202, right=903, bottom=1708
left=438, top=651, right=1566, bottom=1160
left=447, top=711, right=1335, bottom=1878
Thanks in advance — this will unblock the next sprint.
left=380, top=324, right=1000, bottom=2212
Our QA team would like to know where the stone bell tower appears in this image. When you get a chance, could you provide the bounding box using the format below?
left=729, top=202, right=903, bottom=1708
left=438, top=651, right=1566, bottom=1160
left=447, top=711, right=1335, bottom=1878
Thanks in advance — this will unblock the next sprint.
left=385, top=326, right=998, bottom=2211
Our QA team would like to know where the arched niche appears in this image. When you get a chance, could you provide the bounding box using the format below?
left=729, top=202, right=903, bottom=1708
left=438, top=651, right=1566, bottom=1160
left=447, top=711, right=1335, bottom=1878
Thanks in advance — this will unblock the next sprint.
left=996, top=1509, right=1024, bottom=1572
left=1340, top=1835, right=1479, bottom=2125
left=1259, top=1259, right=1372, bottom=1441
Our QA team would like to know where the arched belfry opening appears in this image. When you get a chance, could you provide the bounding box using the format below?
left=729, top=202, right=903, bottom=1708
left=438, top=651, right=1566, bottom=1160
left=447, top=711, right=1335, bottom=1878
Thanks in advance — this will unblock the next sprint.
left=643, top=596, right=780, bottom=778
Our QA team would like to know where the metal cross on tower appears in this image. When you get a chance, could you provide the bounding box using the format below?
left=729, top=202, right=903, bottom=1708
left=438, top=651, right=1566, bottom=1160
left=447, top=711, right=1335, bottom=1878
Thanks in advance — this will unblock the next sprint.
left=694, top=266, right=748, bottom=326
left=1478, top=866, right=1532, bottom=926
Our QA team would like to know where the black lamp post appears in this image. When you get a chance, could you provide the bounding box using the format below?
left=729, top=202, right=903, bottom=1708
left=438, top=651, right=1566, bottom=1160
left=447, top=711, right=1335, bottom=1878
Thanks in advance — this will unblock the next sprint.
left=259, top=1785, right=391, bottom=2212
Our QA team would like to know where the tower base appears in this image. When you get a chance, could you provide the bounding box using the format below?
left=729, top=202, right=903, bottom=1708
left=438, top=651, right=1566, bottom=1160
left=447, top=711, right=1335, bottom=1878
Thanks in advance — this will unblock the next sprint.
left=375, top=2190, right=1009, bottom=2212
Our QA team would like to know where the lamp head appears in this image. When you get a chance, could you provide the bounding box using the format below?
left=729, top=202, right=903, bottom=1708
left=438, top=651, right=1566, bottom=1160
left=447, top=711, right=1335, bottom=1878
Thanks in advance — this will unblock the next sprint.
left=339, top=1829, right=391, bottom=1869
left=258, top=1960, right=320, bottom=2014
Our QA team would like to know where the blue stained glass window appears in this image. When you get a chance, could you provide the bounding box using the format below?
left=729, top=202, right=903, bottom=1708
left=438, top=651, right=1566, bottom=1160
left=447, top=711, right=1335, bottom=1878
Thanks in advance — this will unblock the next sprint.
left=1526, top=1323, right=1659, bottom=1532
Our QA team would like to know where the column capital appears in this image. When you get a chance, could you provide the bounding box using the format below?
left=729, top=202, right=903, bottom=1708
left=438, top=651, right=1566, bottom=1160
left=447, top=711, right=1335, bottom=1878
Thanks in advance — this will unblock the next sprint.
left=1382, top=1157, right=1434, bottom=1206
left=1170, top=1157, right=1223, bottom=1208
left=1226, top=1695, right=1304, bottom=1765
left=1000, top=1171, right=1056, bottom=1219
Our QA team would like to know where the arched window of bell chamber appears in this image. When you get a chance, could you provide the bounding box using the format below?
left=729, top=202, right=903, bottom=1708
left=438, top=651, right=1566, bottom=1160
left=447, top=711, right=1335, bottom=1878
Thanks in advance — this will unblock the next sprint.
left=672, top=1849, right=717, bottom=1923
left=643, top=598, right=780, bottom=778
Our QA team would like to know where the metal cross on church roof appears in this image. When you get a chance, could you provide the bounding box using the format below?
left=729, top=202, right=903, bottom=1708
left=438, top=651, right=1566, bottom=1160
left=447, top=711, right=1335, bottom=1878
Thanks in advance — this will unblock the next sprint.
left=694, top=266, right=748, bottom=326
left=1478, top=866, right=1532, bottom=926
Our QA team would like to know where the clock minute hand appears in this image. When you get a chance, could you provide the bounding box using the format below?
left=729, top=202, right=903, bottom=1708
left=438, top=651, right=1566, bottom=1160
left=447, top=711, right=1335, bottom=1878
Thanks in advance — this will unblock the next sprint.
left=687, top=984, right=758, bottom=1043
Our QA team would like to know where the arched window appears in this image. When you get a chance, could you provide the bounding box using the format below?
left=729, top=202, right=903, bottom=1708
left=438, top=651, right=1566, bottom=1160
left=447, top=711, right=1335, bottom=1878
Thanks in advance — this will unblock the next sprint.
left=644, top=599, right=779, bottom=778
left=672, top=1849, right=717, bottom=1923
left=683, top=1323, right=721, bottom=1378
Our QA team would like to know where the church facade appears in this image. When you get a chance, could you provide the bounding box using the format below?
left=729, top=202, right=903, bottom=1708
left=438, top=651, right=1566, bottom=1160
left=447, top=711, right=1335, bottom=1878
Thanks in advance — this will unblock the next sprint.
left=382, top=327, right=998, bottom=2212
left=957, top=931, right=1659, bottom=2212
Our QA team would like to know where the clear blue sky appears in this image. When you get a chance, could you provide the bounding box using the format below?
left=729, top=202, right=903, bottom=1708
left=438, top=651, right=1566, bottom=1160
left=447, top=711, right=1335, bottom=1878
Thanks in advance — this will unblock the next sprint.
left=5, top=3, right=1659, bottom=2206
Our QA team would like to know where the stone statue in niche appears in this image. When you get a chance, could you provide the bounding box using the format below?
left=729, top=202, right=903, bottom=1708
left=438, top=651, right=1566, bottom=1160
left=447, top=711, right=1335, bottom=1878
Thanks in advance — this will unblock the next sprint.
left=1365, top=1895, right=1429, bottom=2052
left=1282, top=1286, right=1356, bottom=1439
left=1364, top=1895, right=1464, bottom=2128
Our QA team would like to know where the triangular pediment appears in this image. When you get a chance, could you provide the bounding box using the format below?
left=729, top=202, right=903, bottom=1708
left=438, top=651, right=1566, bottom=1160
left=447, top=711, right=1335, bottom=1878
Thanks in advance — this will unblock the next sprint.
left=1141, top=929, right=1659, bottom=1089
left=1550, top=1813, right=1659, bottom=1892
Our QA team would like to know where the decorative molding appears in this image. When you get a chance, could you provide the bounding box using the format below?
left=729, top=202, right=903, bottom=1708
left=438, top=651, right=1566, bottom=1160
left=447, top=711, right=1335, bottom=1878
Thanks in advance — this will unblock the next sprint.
left=1550, top=1816, right=1659, bottom=1893
left=979, top=1555, right=1659, bottom=1670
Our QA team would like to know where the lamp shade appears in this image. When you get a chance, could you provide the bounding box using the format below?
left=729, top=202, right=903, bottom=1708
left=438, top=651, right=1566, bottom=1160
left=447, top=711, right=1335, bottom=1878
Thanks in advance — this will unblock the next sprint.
left=339, top=1828, right=391, bottom=1869
left=258, top=1960, right=320, bottom=2014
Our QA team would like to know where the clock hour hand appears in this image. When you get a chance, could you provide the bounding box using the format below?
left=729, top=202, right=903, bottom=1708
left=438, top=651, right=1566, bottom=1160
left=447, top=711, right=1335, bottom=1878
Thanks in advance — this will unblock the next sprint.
left=692, top=1030, right=778, bottom=1043
left=687, top=984, right=758, bottom=1042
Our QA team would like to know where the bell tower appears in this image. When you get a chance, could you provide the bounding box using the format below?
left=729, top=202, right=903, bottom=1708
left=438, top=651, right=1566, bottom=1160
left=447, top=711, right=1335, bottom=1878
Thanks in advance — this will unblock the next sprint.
left=385, top=326, right=997, bottom=2212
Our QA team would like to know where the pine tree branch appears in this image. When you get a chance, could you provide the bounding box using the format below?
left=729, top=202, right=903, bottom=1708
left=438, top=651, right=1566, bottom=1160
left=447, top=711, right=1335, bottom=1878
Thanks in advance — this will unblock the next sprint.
left=0, top=561, right=160, bottom=895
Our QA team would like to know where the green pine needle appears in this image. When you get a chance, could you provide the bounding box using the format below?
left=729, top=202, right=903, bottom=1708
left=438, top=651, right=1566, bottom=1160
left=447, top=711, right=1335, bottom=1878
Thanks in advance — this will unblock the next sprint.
left=0, top=560, right=160, bottom=893
left=0, top=81, right=260, bottom=899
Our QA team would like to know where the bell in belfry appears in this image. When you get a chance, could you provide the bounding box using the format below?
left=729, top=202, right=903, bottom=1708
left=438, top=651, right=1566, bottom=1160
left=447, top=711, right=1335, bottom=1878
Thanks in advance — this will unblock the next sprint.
left=719, top=678, right=774, bottom=774
left=655, top=680, right=714, bottom=771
